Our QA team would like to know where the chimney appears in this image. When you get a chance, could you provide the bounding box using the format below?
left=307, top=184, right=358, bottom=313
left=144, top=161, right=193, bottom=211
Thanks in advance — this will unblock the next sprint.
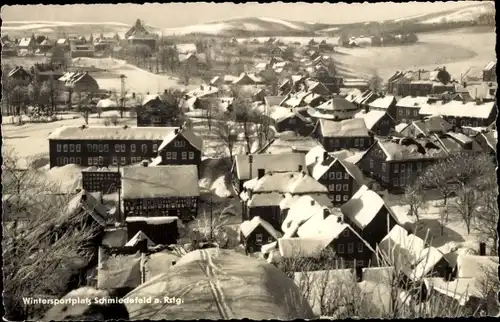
left=355, top=266, right=363, bottom=282
left=298, top=165, right=303, bottom=172
left=257, top=168, right=265, bottom=179
left=174, top=129, right=179, bottom=135
left=311, top=200, right=315, bottom=206
left=418, top=69, right=421, bottom=81
left=479, top=242, right=486, bottom=256
left=323, top=208, right=329, bottom=219
left=141, top=160, right=149, bottom=167
left=132, top=92, right=136, bottom=99
left=323, top=151, right=329, bottom=161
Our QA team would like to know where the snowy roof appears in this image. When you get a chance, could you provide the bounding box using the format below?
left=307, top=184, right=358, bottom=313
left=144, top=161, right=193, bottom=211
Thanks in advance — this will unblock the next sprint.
left=261, top=241, right=278, bottom=255
left=480, top=131, right=497, bottom=152
left=270, top=107, right=297, bottom=122
left=456, top=255, right=498, bottom=279
left=354, top=110, right=389, bottom=130
left=157, top=128, right=203, bottom=152
left=48, top=125, right=173, bottom=141
left=282, top=91, right=309, bottom=107
left=186, top=85, right=219, bottom=98
left=424, top=277, right=483, bottom=306
left=239, top=216, right=282, bottom=240
left=96, top=98, right=118, bottom=108
left=344, top=89, right=363, bottom=103
left=121, top=165, right=199, bottom=199
left=353, top=90, right=374, bottom=104
left=246, top=192, right=285, bottom=208
left=395, top=123, right=409, bottom=133
left=316, top=97, right=358, bottom=112
left=368, top=95, right=396, bottom=109
left=396, top=96, right=429, bottom=108
left=255, top=62, right=269, bottom=69
left=340, top=185, right=400, bottom=229
left=244, top=171, right=328, bottom=194
left=318, top=118, right=370, bottom=137
left=419, top=100, right=495, bottom=119
left=279, top=192, right=332, bottom=211
left=376, top=139, right=448, bottom=161
left=412, top=115, right=453, bottom=136
left=310, top=157, right=365, bottom=185
left=56, top=38, right=69, bottom=44
left=265, top=96, right=286, bottom=107
left=378, top=225, right=446, bottom=280
left=234, top=153, right=306, bottom=180
left=18, top=37, right=33, bottom=47
left=61, top=190, right=110, bottom=227
left=124, top=230, right=156, bottom=247
left=282, top=196, right=334, bottom=234
left=484, top=61, right=496, bottom=71
left=142, top=94, right=162, bottom=106
left=125, top=216, right=180, bottom=225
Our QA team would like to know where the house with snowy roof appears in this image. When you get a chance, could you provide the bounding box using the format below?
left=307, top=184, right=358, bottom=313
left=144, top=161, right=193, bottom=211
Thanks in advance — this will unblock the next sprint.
left=156, top=126, right=203, bottom=170
left=231, top=153, right=307, bottom=194
left=278, top=75, right=307, bottom=95
left=418, top=99, right=496, bottom=129
left=48, top=125, right=172, bottom=168
left=125, top=19, right=157, bottom=48
left=377, top=225, right=451, bottom=282
left=482, top=61, right=496, bottom=82
left=472, top=129, right=497, bottom=156
left=238, top=216, right=282, bottom=253
left=397, top=115, right=453, bottom=139
left=137, top=93, right=180, bottom=127
left=367, top=94, right=397, bottom=115
left=309, top=97, right=360, bottom=121
left=340, top=185, right=405, bottom=249
left=431, top=132, right=483, bottom=155
left=240, top=170, right=328, bottom=230
left=354, top=110, right=396, bottom=136
left=312, top=118, right=372, bottom=152
left=18, top=35, right=37, bottom=54
left=270, top=106, right=313, bottom=136
left=7, top=66, right=32, bottom=85
left=120, top=165, right=199, bottom=220
left=125, top=216, right=184, bottom=245
left=256, top=134, right=321, bottom=155
left=357, top=137, right=448, bottom=190
left=394, top=96, right=429, bottom=123
left=279, top=194, right=333, bottom=234
left=309, top=148, right=367, bottom=205
left=387, top=67, right=454, bottom=97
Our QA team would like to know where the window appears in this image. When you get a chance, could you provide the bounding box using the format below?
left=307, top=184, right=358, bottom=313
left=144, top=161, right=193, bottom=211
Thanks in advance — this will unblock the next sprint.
left=103, top=144, right=108, bottom=152
left=153, top=144, right=158, bottom=153
left=369, top=159, right=374, bottom=169
left=336, top=184, right=342, bottom=191
left=399, top=109, right=404, bottom=115
left=343, top=195, right=349, bottom=201
left=172, top=152, right=178, bottom=160
left=98, top=157, right=104, bottom=165
left=255, top=233, right=263, bottom=244
left=166, top=152, right=172, bottom=160
left=69, top=144, right=75, bottom=152
left=56, top=157, right=62, bottom=166
left=354, top=138, right=359, bottom=147
left=336, top=172, right=342, bottom=179
left=76, top=144, right=81, bottom=152
left=417, top=163, right=422, bottom=171
left=76, top=157, right=81, bottom=164
left=88, top=157, right=93, bottom=165
left=93, top=157, right=99, bottom=165
left=338, top=244, right=344, bottom=254
left=121, top=157, right=126, bottom=165
left=182, top=152, right=187, bottom=160
left=131, top=144, right=136, bottom=153
left=63, top=144, right=68, bottom=152
left=406, top=109, right=410, bottom=116
left=401, top=164, right=406, bottom=172
left=413, top=110, right=418, bottom=117
left=382, top=163, right=386, bottom=172
left=329, top=184, right=335, bottom=191
left=93, top=144, right=98, bottom=152
left=358, top=242, right=364, bottom=253
left=289, top=118, right=296, bottom=124
left=189, top=152, right=195, bottom=160
left=97, top=144, right=103, bottom=152
left=348, top=243, right=354, bottom=254
left=393, top=177, right=399, bottom=187
left=335, top=139, right=340, bottom=147
left=142, top=144, right=147, bottom=153
left=121, top=144, right=126, bottom=152
left=382, top=176, right=387, bottom=182
left=343, top=229, right=350, bottom=237
left=63, top=157, right=68, bottom=164
left=359, top=138, right=364, bottom=146
left=115, top=144, right=121, bottom=152
left=394, top=164, right=399, bottom=173
left=473, top=121, right=479, bottom=127
left=330, top=139, right=335, bottom=146
left=344, top=173, right=349, bottom=180
left=335, top=195, right=341, bottom=202
left=57, top=144, right=61, bottom=152
left=343, top=184, right=348, bottom=192
left=112, top=157, right=118, bottom=165
left=268, top=236, right=274, bottom=243
left=69, top=157, right=75, bottom=163
left=328, top=172, right=335, bottom=180
left=174, top=140, right=186, bottom=148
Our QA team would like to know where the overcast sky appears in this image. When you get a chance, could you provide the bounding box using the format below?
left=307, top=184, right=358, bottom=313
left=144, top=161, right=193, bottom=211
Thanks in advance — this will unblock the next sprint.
left=2, top=2, right=481, bottom=27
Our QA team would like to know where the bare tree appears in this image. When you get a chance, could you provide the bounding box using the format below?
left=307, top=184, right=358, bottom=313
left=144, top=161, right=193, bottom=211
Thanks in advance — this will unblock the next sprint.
left=2, top=149, right=100, bottom=320
left=369, top=69, right=384, bottom=93
left=400, top=182, right=427, bottom=222
left=418, top=159, right=458, bottom=207
left=211, top=111, right=240, bottom=163
left=230, top=86, right=256, bottom=154
left=473, top=176, right=499, bottom=255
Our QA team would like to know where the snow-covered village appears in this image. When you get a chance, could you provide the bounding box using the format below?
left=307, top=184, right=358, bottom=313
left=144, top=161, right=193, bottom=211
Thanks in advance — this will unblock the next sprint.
left=1, top=2, right=498, bottom=320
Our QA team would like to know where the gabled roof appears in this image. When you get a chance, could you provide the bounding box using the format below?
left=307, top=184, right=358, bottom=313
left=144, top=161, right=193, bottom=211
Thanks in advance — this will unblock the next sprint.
left=479, top=131, right=497, bottom=152
left=186, top=85, right=219, bottom=98
left=396, top=96, right=429, bottom=108
left=316, top=97, right=358, bottom=112
left=244, top=171, right=328, bottom=195
left=354, top=110, right=391, bottom=130
left=233, top=73, right=256, bottom=85
left=419, top=100, right=496, bottom=119
left=374, top=138, right=448, bottom=161
left=233, top=153, right=306, bottom=181
left=8, top=66, right=30, bottom=78
left=256, top=135, right=320, bottom=155
left=483, top=61, right=496, bottom=71
left=411, top=115, right=453, bottom=137
left=61, top=190, right=111, bottom=227
left=157, top=128, right=203, bottom=152
left=318, top=118, right=370, bottom=137
left=340, top=185, right=403, bottom=229
left=264, top=95, right=286, bottom=108
left=245, top=192, right=284, bottom=208
left=239, top=216, right=282, bottom=239
left=281, top=195, right=334, bottom=233
left=368, top=95, right=396, bottom=109
left=18, top=37, right=34, bottom=47
left=48, top=125, right=173, bottom=141
left=125, top=230, right=156, bottom=247
left=310, top=156, right=366, bottom=185
left=353, top=90, right=374, bottom=104
left=121, top=165, right=200, bottom=199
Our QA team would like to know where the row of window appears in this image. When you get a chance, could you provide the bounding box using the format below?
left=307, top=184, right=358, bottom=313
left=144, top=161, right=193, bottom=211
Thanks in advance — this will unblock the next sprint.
left=324, top=171, right=350, bottom=181
left=125, top=197, right=197, bottom=207
left=165, top=151, right=195, bottom=160
left=329, top=194, right=350, bottom=202
left=398, top=108, right=419, bottom=117
left=448, top=118, right=481, bottom=127
left=56, top=157, right=81, bottom=166
left=338, top=242, right=364, bottom=254
left=371, top=161, right=423, bottom=173
left=254, top=233, right=275, bottom=245
left=328, top=138, right=366, bottom=147
left=328, top=184, right=349, bottom=192
left=55, top=143, right=158, bottom=154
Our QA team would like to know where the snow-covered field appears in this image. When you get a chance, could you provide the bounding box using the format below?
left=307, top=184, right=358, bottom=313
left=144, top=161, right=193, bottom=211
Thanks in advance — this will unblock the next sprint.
left=332, top=28, right=495, bottom=80
left=71, top=57, right=199, bottom=94
left=421, top=4, right=494, bottom=24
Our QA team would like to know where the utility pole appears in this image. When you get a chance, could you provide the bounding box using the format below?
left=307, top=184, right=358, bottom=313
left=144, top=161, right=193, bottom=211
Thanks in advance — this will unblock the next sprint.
left=209, top=198, right=213, bottom=242
left=119, top=74, right=126, bottom=118
left=117, top=162, right=122, bottom=223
